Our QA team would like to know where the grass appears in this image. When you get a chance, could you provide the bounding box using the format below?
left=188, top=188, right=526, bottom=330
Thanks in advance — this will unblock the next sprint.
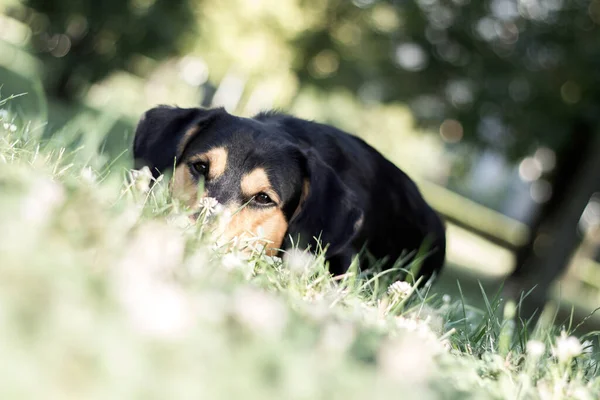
left=0, top=104, right=599, bottom=399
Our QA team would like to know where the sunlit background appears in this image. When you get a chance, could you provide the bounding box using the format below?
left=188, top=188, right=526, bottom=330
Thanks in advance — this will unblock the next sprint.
left=1, top=0, right=600, bottom=327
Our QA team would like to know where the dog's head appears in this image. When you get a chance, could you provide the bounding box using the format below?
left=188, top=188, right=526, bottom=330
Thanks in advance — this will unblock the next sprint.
left=133, top=105, right=363, bottom=257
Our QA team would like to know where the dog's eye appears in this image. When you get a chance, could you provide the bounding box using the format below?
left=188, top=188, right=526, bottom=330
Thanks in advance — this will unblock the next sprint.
left=253, top=192, right=274, bottom=206
left=190, top=161, right=209, bottom=177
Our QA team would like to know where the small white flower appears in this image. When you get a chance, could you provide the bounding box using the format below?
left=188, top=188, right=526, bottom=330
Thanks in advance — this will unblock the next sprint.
left=9, top=123, right=17, bottom=132
left=0, top=108, right=8, bottom=120
left=526, top=340, right=546, bottom=359
left=387, top=280, right=412, bottom=299
left=231, top=288, right=288, bottom=337
left=319, top=321, right=356, bottom=353
left=394, top=315, right=419, bottom=332
left=119, top=274, right=194, bottom=340
left=571, top=386, right=593, bottom=400
left=80, top=166, right=96, bottom=183
left=115, top=223, right=191, bottom=339
left=197, top=196, right=221, bottom=217
left=442, top=294, right=451, bottom=304
left=378, top=334, right=436, bottom=383
left=553, top=331, right=582, bottom=363
left=283, top=248, right=316, bottom=274
left=221, top=252, right=246, bottom=270
left=21, top=177, right=65, bottom=225
left=130, top=166, right=153, bottom=193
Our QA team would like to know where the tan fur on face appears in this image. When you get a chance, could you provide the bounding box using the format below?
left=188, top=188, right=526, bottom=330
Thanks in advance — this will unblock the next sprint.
left=188, top=147, right=228, bottom=180
left=221, top=205, right=288, bottom=256
left=240, top=168, right=280, bottom=204
left=173, top=164, right=199, bottom=207
left=173, top=163, right=289, bottom=256
left=171, top=147, right=228, bottom=206
left=217, top=168, right=285, bottom=255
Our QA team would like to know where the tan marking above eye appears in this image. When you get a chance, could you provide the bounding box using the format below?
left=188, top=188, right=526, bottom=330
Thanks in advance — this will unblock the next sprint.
left=187, top=147, right=228, bottom=180
left=240, top=168, right=280, bottom=204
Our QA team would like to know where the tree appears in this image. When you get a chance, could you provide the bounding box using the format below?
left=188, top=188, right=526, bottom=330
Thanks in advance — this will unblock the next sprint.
left=287, top=0, right=600, bottom=314
left=9, top=0, right=198, bottom=101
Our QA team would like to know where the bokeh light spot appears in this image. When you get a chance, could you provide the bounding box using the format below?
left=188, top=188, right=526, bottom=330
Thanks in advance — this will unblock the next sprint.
left=309, top=50, right=340, bottom=78
left=395, top=43, right=428, bottom=71
left=530, top=179, right=552, bottom=203
left=50, top=34, right=71, bottom=58
left=518, top=156, right=542, bottom=182
left=534, top=147, right=556, bottom=172
left=439, top=119, right=464, bottom=143
left=560, top=81, right=581, bottom=104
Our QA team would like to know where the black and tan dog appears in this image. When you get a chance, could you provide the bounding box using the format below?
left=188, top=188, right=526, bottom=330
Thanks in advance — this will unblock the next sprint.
left=133, top=105, right=446, bottom=282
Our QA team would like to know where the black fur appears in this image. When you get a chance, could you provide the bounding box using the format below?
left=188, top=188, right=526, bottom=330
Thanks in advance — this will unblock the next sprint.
left=133, top=106, right=446, bottom=283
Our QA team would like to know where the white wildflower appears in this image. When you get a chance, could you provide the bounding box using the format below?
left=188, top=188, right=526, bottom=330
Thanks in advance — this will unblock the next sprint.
left=571, top=386, right=593, bottom=400
left=119, top=221, right=186, bottom=276
left=553, top=331, right=582, bottom=363
left=283, top=248, right=316, bottom=274
left=526, top=340, right=546, bottom=359
left=80, top=166, right=96, bottom=183
left=231, top=288, right=288, bottom=337
left=378, top=334, right=436, bottom=384
left=21, top=177, right=65, bottom=226
left=387, top=280, right=412, bottom=299
left=413, top=305, right=444, bottom=334
left=120, top=275, right=194, bottom=340
left=319, top=321, right=356, bottom=354
left=395, top=315, right=438, bottom=339
left=536, top=381, right=553, bottom=400
left=197, top=196, right=221, bottom=217
left=442, top=294, right=451, bottom=304
left=0, top=108, right=8, bottom=120
left=115, top=222, right=191, bottom=339
left=394, top=315, right=419, bottom=332
left=221, top=252, right=246, bottom=271
left=130, top=166, right=153, bottom=193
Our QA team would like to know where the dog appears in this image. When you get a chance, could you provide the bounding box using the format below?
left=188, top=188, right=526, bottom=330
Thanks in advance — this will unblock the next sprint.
left=132, top=105, right=446, bottom=282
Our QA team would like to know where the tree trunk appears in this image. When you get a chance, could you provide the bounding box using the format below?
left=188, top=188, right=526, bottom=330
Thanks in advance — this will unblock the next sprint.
left=505, top=124, right=600, bottom=319
left=511, top=120, right=593, bottom=280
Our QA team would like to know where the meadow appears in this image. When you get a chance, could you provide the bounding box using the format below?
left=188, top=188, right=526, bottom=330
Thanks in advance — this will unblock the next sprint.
left=0, top=97, right=599, bottom=399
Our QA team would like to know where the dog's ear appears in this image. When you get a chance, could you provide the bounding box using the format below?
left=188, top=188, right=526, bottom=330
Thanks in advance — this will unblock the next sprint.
left=286, top=149, right=363, bottom=257
left=132, top=105, right=220, bottom=178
